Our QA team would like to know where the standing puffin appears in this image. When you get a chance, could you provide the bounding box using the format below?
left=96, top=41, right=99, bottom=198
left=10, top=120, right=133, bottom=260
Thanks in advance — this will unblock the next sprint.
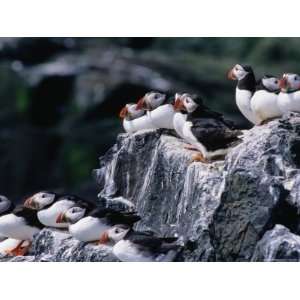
left=0, top=206, right=44, bottom=256
left=136, top=91, right=175, bottom=129
left=173, top=93, right=241, bottom=162
left=119, top=103, right=156, bottom=133
left=250, top=75, right=282, bottom=124
left=98, top=225, right=181, bottom=262
left=0, top=195, right=15, bottom=241
left=57, top=206, right=141, bottom=243
left=277, top=73, right=300, bottom=114
left=227, top=64, right=259, bottom=124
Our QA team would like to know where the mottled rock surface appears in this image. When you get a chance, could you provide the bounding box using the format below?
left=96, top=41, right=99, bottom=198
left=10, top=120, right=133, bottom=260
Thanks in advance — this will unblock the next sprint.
left=2, top=113, right=300, bottom=262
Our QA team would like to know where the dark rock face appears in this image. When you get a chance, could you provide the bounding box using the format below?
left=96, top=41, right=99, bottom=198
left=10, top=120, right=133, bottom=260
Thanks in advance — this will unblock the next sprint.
left=2, top=114, right=300, bottom=262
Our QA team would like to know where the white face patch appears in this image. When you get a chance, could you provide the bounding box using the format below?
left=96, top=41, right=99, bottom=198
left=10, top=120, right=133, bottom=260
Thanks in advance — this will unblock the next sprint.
left=145, top=92, right=166, bottom=109
left=127, top=104, right=145, bottom=119
left=108, top=225, right=130, bottom=243
left=262, top=77, right=280, bottom=92
left=233, top=64, right=248, bottom=80
left=65, top=206, right=86, bottom=223
left=33, top=192, right=56, bottom=209
left=285, top=73, right=300, bottom=91
left=182, top=95, right=198, bottom=113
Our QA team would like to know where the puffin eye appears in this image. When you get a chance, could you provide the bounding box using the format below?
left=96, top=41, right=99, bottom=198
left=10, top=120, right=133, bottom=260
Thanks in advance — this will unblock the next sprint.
left=115, top=229, right=120, bottom=234
left=41, top=194, right=46, bottom=198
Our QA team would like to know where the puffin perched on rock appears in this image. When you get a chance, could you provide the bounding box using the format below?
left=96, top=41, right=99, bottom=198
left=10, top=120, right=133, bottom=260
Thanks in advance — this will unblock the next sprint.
left=136, top=91, right=175, bottom=129
left=119, top=103, right=156, bottom=134
left=57, top=206, right=141, bottom=243
left=251, top=75, right=282, bottom=124
left=227, top=64, right=259, bottom=124
left=0, top=206, right=44, bottom=256
left=277, top=73, right=300, bottom=114
left=0, top=195, right=15, bottom=242
left=99, top=225, right=181, bottom=262
left=173, top=93, right=241, bottom=163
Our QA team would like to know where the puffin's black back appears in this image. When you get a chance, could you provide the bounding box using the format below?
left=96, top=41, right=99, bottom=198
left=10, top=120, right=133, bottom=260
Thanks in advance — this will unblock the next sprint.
left=13, top=206, right=44, bottom=229
left=60, top=194, right=96, bottom=212
left=89, top=208, right=141, bottom=226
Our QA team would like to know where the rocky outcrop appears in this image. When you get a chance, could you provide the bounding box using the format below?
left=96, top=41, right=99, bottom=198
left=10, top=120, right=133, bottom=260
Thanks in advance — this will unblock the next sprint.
left=2, top=113, right=300, bottom=262
left=94, top=113, right=300, bottom=262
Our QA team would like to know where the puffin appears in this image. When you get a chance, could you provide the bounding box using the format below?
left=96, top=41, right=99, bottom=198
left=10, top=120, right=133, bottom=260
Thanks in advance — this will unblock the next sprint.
left=0, top=206, right=44, bottom=256
left=23, top=191, right=58, bottom=210
left=98, top=225, right=181, bottom=262
left=227, top=64, right=260, bottom=124
left=136, top=91, right=175, bottom=129
left=0, top=195, right=15, bottom=242
left=250, top=75, right=282, bottom=124
left=277, top=73, right=300, bottom=114
left=173, top=93, right=241, bottom=162
left=119, top=103, right=156, bottom=133
left=25, top=193, right=95, bottom=229
left=57, top=206, right=141, bottom=243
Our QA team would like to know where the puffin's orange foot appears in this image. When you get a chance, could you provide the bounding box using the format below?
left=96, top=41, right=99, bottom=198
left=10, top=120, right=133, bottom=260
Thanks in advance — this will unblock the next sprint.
left=184, top=144, right=198, bottom=151
left=5, top=241, right=30, bottom=256
left=190, top=152, right=209, bottom=164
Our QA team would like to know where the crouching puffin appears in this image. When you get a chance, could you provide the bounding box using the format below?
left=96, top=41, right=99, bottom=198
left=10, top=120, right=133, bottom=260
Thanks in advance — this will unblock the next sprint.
left=173, top=93, right=241, bottom=162
left=136, top=91, right=175, bottom=129
left=0, top=195, right=15, bottom=242
left=250, top=75, right=282, bottom=124
left=25, top=192, right=95, bottom=228
left=99, top=225, right=181, bottom=262
left=0, top=206, right=44, bottom=256
left=277, top=73, right=300, bottom=114
left=227, top=64, right=259, bottom=124
left=57, top=206, right=141, bottom=243
left=119, top=103, right=156, bottom=133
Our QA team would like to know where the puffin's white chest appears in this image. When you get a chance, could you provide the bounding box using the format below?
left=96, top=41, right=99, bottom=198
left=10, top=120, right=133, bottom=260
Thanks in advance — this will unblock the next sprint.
left=148, top=104, right=175, bottom=129
left=279, top=91, right=300, bottom=113
left=235, top=88, right=259, bottom=124
left=250, top=90, right=281, bottom=123
left=173, top=112, right=187, bottom=139
left=277, top=92, right=291, bottom=114
left=123, top=114, right=157, bottom=134
left=0, top=238, right=23, bottom=254
left=38, top=201, right=75, bottom=228
left=69, top=217, right=110, bottom=242
left=0, top=214, right=39, bottom=240
left=113, top=240, right=153, bottom=262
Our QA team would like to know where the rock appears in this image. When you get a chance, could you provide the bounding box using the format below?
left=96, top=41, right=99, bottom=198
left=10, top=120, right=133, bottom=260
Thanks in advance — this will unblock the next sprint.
left=2, top=114, right=300, bottom=261
left=252, top=225, right=300, bottom=262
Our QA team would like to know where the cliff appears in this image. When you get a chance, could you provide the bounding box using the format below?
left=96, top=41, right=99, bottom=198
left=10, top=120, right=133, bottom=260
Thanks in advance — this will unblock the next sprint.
left=2, top=113, right=300, bottom=262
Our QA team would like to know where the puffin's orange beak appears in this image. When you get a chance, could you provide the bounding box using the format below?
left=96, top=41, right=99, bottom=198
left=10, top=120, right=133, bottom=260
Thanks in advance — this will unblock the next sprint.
left=98, top=232, right=109, bottom=245
left=56, top=213, right=66, bottom=224
left=136, top=97, right=145, bottom=110
left=119, top=106, right=128, bottom=119
left=227, top=68, right=237, bottom=80
left=279, top=77, right=287, bottom=89
left=24, top=197, right=35, bottom=209
left=173, top=98, right=185, bottom=111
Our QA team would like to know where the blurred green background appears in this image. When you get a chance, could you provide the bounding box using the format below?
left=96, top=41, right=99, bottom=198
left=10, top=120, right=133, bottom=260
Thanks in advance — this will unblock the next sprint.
left=0, top=37, right=299, bottom=201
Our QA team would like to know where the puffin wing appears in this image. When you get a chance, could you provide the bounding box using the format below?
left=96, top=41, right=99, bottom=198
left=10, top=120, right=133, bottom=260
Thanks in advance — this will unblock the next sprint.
left=188, top=118, right=241, bottom=152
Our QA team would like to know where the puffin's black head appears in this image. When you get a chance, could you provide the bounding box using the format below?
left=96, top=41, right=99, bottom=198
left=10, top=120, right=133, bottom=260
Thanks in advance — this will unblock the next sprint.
left=56, top=206, right=87, bottom=224
left=227, top=64, right=254, bottom=81
left=279, top=73, right=300, bottom=93
left=98, top=224, right=131, bottom=245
